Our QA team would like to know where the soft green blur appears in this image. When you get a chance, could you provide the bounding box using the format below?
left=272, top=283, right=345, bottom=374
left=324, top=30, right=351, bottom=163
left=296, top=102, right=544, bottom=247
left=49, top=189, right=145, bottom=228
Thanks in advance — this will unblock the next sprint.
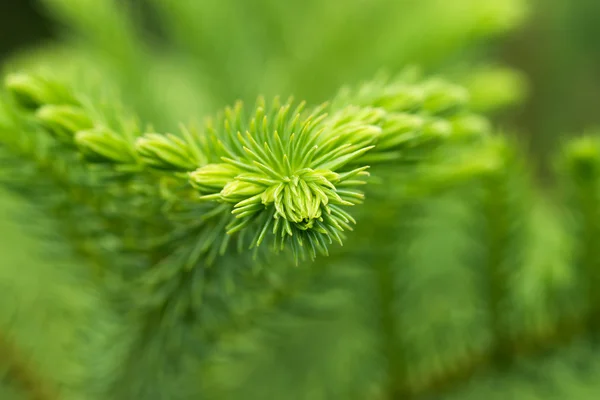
left=1, top=0, right=526, bottom=125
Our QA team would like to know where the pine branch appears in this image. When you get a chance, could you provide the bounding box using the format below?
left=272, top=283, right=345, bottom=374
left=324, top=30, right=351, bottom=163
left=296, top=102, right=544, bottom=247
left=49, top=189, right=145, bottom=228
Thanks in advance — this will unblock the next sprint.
left=1, top=1, right=567, bottom=399
left=10, top=62, right=600, bottom=400
left=7, top=65, right=600, bottom=399
left=3, top=69, right=486, bottom=264
left=1, top=68, right=496, bottom=399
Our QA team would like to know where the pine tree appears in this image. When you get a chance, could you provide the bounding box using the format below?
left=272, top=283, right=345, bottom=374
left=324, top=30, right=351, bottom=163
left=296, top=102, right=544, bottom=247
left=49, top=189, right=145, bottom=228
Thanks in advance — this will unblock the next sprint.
left=4, top=1, right=600, bottom=399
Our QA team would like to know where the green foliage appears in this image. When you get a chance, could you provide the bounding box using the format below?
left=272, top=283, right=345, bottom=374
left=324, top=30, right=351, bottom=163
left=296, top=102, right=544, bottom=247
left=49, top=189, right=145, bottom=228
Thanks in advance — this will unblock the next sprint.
left=4, top=0, right=600, bottom=400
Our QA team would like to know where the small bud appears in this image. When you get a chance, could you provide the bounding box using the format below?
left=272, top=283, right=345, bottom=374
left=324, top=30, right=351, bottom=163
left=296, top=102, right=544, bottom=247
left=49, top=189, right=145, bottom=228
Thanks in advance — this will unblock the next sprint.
left=422, top=119, right=453, bottom=139
left=450, top=114, right=492, bottom=137
left=136, top=133, right=199, bottom=171
left=4, top=73, right=75, bottom=110
left=455, top=153, right=504, bottom=178
left=378, top=113, right=424, bottom=150
left=428, top=141, right=507, bottom=190
left=36, top=105, right=93, bottom=143
left=329, top=106, right=386, bottom=128
left=328, top=121, right=382, bottom=147
left=189, top=163, right=241, bottom=194
left=422, top=80, right=469, bottom=115
left=464, top=67, right=528, bottom=112
left=75, top=127, right=135, bottom=164
left=220, top=180, right=264, bottom=203
left=376, top=86, right=424, bottom=112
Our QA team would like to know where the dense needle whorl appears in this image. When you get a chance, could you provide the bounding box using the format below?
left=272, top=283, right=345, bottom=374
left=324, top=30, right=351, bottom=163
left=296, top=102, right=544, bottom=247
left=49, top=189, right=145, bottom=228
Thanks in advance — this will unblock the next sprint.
left=190, top=97, right=379, bottom=258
